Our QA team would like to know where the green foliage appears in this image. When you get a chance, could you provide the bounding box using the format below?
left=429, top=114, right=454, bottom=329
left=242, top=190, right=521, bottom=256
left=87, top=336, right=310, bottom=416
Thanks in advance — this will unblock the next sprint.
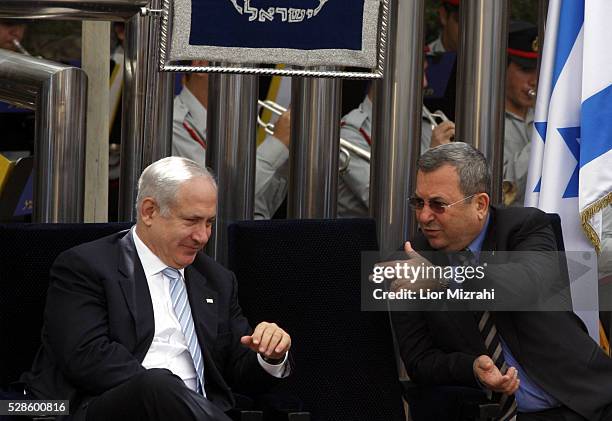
left=22, top=21, right=82, bottom=62
left=510, top=0, right=539, bottom=24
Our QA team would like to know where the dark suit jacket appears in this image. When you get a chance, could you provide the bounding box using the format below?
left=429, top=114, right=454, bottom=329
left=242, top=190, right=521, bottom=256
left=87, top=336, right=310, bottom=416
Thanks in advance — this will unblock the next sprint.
left=21, top=230, right=279, bottom=420
left=392, top=206, right=612, bottom=420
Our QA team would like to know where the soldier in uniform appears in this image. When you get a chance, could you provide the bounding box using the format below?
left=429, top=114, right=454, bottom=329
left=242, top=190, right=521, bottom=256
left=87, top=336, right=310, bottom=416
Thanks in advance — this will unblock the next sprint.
left=170, top=63, right=291, bottom=218
left=503, top=21, right=538, bottom=206
left=254, top=73, right=455, bottom=219
left=172, top=61, right=209, bottom=168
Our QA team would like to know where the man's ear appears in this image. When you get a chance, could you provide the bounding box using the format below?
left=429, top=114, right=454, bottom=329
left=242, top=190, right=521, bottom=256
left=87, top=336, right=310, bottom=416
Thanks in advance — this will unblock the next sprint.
left=476, top=193, right=490, bottom=218
left=140, top=197, right=158, bottom=226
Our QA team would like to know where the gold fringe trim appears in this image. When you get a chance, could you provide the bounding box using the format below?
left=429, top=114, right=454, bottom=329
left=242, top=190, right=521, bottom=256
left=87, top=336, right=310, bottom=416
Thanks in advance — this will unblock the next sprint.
left=580, top=191, right=612, bottom=254
left=600, top=321, right=611, bottom=356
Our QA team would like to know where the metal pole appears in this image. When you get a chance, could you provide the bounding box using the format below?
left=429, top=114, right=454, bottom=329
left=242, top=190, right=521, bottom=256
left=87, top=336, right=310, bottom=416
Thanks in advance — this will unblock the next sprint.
left=118, top=0, right=174, bottom=221
left=205, top=72, right=258, bottom=265
left=536, top=0, right=548, bottom=79
left=371, top=0, right=424, bottom=255
left=0, top=50, right=87, bottom=222
left=287, top=75, right=342, bottom=219
left=0, top=0, right=147, bottom=21
left=455, top=0, right=508, bottom=205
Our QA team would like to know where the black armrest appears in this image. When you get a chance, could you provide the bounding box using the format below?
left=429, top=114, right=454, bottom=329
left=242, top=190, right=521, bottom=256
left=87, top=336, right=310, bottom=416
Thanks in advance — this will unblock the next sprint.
left=400, top=378, right=499, bottom=421
left=228, top=392, right=310, bottom=421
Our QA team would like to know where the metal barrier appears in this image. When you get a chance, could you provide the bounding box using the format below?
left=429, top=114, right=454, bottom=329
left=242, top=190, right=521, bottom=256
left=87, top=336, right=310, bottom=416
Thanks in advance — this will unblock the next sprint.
left=0, top=0, right=167, bottom=223
left=0, top=0, right=147, bottom=21
left=456, top=0, right=509, bottom=205
left=371, top=0, right=424, bottom=255
left=0, top=50, right=87, bottom=222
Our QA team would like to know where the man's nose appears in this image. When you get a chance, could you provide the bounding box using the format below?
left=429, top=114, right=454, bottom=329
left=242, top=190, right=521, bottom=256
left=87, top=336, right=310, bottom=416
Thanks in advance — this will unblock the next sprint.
left=528, top=73, right=537, bottom=87
left=192, top=224, right=210, bottom=244
left=417, top=206, right=435, bottom=225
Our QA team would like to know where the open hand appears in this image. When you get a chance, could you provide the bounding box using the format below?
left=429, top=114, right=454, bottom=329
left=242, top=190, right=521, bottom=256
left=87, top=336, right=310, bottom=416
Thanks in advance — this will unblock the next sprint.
left=473, top=355, right=519, bottom=396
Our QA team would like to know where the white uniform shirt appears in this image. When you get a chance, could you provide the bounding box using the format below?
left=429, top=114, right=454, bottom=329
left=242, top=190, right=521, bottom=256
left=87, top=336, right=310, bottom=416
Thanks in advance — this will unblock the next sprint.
left=503, top=108, right=534, bottom=206
left=427, top=36, right=447, bottom=54
left=172, top=86, right=207, bottom=167
left=254, top=96, right=438, bottom=219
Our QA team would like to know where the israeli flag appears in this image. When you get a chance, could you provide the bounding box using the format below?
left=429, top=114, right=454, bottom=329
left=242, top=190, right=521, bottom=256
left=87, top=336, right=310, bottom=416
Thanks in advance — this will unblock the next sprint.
left=526, top=0, right=612, bottom=338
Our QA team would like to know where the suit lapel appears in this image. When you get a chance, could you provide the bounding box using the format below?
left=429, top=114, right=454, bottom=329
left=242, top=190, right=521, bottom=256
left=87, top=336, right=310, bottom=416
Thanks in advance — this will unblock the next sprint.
left=479, top=208, right=522, bottom=360
left=446, top=312, right=488, bottom=355
left=185, top=265, right=230, bottom=394
left=184, top=265, right=219, bottom=351
left=117, top=230, right=154, bottom=354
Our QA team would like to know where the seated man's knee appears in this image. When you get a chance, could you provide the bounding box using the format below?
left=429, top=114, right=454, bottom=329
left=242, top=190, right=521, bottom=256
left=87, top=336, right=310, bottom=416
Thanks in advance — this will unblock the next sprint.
left=134, top=368, right=186, bottom=396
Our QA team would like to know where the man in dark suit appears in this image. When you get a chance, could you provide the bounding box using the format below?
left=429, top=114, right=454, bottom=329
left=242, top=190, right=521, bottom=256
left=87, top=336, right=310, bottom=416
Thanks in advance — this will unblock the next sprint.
left=21, top=157, right=291, bottom=420
left=387, top=143, right=612, bottom=420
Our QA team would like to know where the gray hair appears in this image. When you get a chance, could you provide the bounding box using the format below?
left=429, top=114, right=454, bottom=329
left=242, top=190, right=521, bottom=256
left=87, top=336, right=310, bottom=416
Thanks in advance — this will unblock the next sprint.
left=417, top=142, right=491, bottom=196
left=136, top=156, right=217, bottom=218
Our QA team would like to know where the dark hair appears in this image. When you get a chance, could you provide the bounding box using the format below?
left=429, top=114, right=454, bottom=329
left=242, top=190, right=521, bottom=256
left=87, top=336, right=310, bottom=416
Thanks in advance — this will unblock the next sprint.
left=417, top=142, right=491, bottom=196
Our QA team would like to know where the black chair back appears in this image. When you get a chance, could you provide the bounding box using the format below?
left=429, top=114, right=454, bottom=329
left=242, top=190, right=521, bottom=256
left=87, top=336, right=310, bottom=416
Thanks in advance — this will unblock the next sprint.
left=227, top=218, right=405, bottom=421
left=0, top=223, right=131, bottom=386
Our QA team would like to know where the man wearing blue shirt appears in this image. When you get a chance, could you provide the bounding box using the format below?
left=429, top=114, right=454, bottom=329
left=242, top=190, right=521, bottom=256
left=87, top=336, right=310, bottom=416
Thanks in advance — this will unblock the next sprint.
left=390, top=143, right=612, bottom=420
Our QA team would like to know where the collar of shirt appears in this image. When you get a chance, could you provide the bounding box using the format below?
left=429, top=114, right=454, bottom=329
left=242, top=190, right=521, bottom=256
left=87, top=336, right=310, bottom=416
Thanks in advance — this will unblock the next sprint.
left=427, top=36, right=446, bottom=54
left=132, top=227, right=186, bottom=279
left=361, top=95, right=373, bottom=120
left=179, top=86, right=207, bottom=134
left=505, top=107, right=534, bottom=124
left=466, top=213, right=491, bottom=259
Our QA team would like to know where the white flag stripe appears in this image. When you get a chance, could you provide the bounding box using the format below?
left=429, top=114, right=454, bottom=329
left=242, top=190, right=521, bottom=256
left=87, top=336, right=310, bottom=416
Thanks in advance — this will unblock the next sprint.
left=581, top=1, right=612, bottom=100
left=525, top=0, right=561, bottom=208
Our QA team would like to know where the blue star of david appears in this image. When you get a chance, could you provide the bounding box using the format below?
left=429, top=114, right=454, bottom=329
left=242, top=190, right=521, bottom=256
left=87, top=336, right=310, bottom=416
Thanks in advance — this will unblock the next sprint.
left=532, top=122, right=547, bottom=193
left=557, top=126, right=580, bottom=198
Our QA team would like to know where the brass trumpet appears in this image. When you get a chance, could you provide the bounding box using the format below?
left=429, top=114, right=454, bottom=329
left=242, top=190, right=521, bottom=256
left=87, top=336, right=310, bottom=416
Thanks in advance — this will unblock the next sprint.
left=257, top=99, right=371, bottom=173
left=11, top=38, right=30, bottom=56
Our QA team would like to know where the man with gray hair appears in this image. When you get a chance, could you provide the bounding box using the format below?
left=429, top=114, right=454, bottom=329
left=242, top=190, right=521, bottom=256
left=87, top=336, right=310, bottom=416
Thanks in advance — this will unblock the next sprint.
left=387, top=143, right=612, bottom=420
left=22, top=156, right=291, bottom=420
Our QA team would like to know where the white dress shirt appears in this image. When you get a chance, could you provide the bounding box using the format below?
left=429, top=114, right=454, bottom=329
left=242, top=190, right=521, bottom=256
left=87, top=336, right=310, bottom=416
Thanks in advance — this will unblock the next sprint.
left=132, top=228, right=289, bottom=393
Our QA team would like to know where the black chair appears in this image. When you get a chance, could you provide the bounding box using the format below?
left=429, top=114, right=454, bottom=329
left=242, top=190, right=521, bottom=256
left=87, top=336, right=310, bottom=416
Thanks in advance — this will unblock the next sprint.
left=0, top=223, right=132, bottom=421
left=0, top=223, right=132, bottom=389
left=227, top=218, right=405, bottom=421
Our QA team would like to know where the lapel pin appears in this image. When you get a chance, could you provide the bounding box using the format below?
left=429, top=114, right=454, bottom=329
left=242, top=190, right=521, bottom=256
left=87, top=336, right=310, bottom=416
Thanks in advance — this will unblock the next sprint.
left=206, top=298, right=214, bottom=304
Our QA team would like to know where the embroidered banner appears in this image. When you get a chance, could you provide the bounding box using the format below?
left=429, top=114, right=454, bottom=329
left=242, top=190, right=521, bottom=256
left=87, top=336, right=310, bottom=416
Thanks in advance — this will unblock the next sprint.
left=169, top=0, right=381, bottom=68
